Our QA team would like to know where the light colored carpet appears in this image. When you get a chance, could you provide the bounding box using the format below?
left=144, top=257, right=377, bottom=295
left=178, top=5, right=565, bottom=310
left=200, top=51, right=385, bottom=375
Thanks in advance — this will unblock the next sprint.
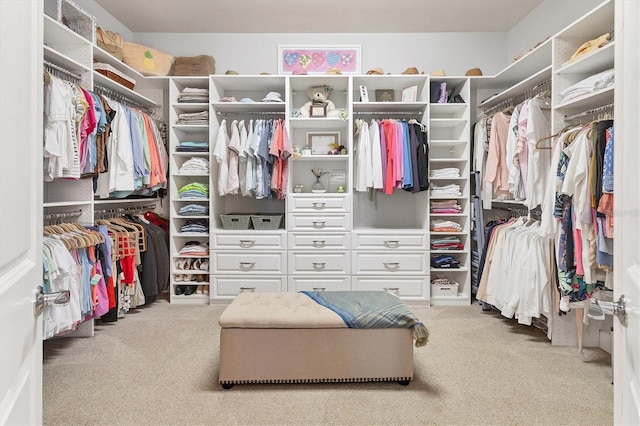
left=43, top=297, right=613, bottom=426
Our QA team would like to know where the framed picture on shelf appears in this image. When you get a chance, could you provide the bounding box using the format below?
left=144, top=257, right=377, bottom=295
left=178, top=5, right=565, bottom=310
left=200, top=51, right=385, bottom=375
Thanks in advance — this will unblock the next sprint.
left=307, top=132, right=340, bottom=155
left=375, top=89, right=395, bottom=102
left=401, top=85, right=418, bottom=102
left=278, top=45, right=361, bottom=75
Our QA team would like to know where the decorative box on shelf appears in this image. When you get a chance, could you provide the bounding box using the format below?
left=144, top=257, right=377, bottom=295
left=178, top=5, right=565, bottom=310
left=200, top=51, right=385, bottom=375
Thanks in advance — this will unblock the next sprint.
left=94, top=63, right=136, bottom=89
left=220, top=214, right=252, bottom=230
left=431, top=277, right=459, bottom=297
left=44, top=0, right=96, bottom=42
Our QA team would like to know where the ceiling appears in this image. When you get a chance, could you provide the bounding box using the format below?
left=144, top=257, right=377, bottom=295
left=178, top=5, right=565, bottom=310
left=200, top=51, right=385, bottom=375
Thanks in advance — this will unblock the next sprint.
left=94, top=0, right=543, bottom=33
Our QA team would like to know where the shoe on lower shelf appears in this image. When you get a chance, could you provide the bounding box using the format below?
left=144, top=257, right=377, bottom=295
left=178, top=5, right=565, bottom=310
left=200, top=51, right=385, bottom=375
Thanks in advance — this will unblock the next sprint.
left=183, top=285, right=197, bottom=296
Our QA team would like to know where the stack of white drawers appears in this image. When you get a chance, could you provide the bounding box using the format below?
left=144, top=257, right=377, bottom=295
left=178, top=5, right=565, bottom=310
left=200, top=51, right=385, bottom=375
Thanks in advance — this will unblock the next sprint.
left=287, top=195, right=351, bottom=292
left=212, top=232, right=287, bottom=300
left=352, top=231, right=429, bottom=304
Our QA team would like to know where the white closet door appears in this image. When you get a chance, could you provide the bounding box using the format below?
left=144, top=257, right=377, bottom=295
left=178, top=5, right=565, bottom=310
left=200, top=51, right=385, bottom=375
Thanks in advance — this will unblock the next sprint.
left=613, top=1, right=640, bottom=424
left=0, top=1, right=44, bottom=424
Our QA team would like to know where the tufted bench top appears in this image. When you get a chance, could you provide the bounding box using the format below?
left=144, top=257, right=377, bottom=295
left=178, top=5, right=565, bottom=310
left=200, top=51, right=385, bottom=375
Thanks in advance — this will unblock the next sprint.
left=219, top=292, right=346, bottom=329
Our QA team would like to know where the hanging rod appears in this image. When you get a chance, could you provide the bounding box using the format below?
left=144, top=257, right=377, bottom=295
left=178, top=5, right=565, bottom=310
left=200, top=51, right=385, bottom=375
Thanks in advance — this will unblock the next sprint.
left=43, top=60, right=82, bottom=82
left=216, top=111, right=285, bottom=116
left=353, top=111, right=424, bottom=116
left=481, top=78, right=552, bottom=116
left=93, top=83, right=151, bottom=112
left=564, top=103, right=614, bottom=122
left=94, top=203, right=157, bottom=217
left=43, top=209, right=83, bottom=224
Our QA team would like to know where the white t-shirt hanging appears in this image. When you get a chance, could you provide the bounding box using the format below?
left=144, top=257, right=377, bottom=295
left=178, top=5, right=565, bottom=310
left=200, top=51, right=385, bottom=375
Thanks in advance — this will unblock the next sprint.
left=237, top=120, right=248, bottom=196
left=213, top=119, right=229, bottom=196
left=524, top=96, right=552, bottom=210
left=369, top=120, right=383, bottom=189
left=227, top=120, right=240, bottom=195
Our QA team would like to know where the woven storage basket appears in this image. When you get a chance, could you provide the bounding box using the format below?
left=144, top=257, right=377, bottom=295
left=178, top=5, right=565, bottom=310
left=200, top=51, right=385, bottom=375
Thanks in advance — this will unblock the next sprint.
left=174, top=55, right=216, bottom=76
left=122, top=42, right=174, bottom=77
left=221, top=214, right=252, bottom=230
left=93, top=63, right=136, bottom=89
left=250, top=214, right=283, bottom=230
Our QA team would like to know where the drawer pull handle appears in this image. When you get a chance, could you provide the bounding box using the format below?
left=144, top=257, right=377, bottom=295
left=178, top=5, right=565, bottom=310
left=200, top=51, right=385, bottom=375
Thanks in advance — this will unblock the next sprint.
left=312, top=221, right=326, bottom=228
left=239, top=287, right=256, bottom=292
left=239, top=262, right=255, bottom=269
left=384, top=240, right=400, bottom=248
left=312, top=202, right=326, bottom=209
left=312, top=287, right=326, bottom=292
left=312, top=240, right=326, bottom=248
left=312, top=262, right=326, bottom=269
left=383, top=262, right=400, bottom=269
left=239, top=240, right=255, bottom=248
left=383, top=287, right=400, bottom=296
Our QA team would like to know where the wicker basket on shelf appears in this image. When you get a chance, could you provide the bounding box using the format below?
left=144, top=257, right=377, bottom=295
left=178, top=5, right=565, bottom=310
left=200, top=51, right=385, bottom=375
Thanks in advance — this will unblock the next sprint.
left=93, top=63, right=136, bottom=90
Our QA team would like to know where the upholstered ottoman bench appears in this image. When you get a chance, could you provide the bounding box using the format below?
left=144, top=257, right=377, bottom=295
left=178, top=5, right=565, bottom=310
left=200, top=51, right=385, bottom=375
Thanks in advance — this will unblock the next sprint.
left=218, top=291, right=427, bottom=389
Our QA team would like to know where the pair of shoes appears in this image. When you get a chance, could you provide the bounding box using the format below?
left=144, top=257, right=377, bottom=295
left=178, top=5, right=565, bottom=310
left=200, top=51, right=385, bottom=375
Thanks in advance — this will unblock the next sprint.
left=196, top=285, right=205, bottom=294
left=174, top=285, right=185, bottom=295
left=183, top=285, right=197, bottom=296
left=200, top=259, right=209, bottom=271
left=175, top=274, right=185, bottom=282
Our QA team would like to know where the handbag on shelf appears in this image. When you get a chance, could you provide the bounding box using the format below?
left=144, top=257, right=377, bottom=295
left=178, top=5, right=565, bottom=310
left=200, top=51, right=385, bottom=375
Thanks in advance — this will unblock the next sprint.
left=173, top=55, right=216, bottom=76
left=96, top=26, right=124, bottom=60
left=122, top=42, right=174, bottom=76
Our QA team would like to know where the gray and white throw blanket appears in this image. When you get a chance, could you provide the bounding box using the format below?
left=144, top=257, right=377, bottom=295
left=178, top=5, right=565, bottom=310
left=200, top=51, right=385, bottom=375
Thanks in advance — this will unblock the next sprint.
left=301, top=290, right=429, bottom=347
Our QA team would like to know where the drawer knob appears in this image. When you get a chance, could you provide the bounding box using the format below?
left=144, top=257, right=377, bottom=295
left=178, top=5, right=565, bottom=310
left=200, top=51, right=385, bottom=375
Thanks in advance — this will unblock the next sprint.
left=239, top=262, right=256, bottom=269
left=384, top=240, right=400, bottom=248
left=239, top=286, right=256, bottom=292
left=383, top=287, right=400, bottom=296
left=312, top=221, right=326, bottom=228
left=239, top=240, right=255, bottom=248
left=312, top=202, right=326, bottom=209
left=312, top=240, right=326, bottom=248
left=383, top=262, right=400, bottom=269
left=312, top=262, right=326, bottom=269
left=312, top=287, right=326, bottom=292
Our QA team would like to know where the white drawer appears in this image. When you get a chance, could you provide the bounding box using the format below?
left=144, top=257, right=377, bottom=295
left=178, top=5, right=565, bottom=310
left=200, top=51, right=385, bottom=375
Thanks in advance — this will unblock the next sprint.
left=288, top=233, right=350, bottom=250
left=214, top=251, right=286, bottom=274
left=352, top=252, right=427, bottom=274
left=287, top=276, right=351, bottom=292
left=353, top=232, right=428, bottom=250
left=213, top=232, right=286, bottom=249
left=289, top=195, right=350, bottom=212
left=287, top=213, right=350, bottom=231
left=288, top=252, right=350, bottom=274
left=213, top=276, right=285, bottom=298
left=352, top=276, right=428, bottom=299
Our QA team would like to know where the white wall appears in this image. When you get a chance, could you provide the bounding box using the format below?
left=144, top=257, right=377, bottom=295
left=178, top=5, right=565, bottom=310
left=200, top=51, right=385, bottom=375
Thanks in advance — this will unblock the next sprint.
left=133, top=32, right=507, bottom=77
left=507, top=0, right=604, bottom=62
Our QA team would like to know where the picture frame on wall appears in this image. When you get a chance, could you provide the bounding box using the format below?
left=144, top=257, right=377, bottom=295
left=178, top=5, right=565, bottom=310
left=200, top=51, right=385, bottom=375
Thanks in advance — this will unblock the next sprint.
left=278, top=45, right=361, bottom=75
left=307, top=132, right=340, bottom=155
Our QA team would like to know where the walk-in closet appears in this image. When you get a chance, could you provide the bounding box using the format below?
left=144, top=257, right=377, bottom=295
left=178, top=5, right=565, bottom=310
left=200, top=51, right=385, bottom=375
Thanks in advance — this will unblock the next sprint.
left=0, top=0, right=637, bottom=424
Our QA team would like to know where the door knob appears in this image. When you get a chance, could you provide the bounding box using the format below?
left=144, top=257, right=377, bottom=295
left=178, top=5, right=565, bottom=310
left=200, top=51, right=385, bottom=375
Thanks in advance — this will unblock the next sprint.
left=34, top=285, right=70, bottom=316
left=613, top=294, right=628, bottom=326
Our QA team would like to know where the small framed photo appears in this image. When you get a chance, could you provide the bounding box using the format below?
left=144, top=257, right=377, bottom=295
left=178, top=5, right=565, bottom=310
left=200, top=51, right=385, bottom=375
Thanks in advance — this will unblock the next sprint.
left=402, top=85, right=418, bottom=102
left=307, top=132, right=340, bottom=155
left=359, top=85, right=369, bottom=102
left=309, top=103, right=327, bottom=117
left=375, top=89, right=395, bottom=102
